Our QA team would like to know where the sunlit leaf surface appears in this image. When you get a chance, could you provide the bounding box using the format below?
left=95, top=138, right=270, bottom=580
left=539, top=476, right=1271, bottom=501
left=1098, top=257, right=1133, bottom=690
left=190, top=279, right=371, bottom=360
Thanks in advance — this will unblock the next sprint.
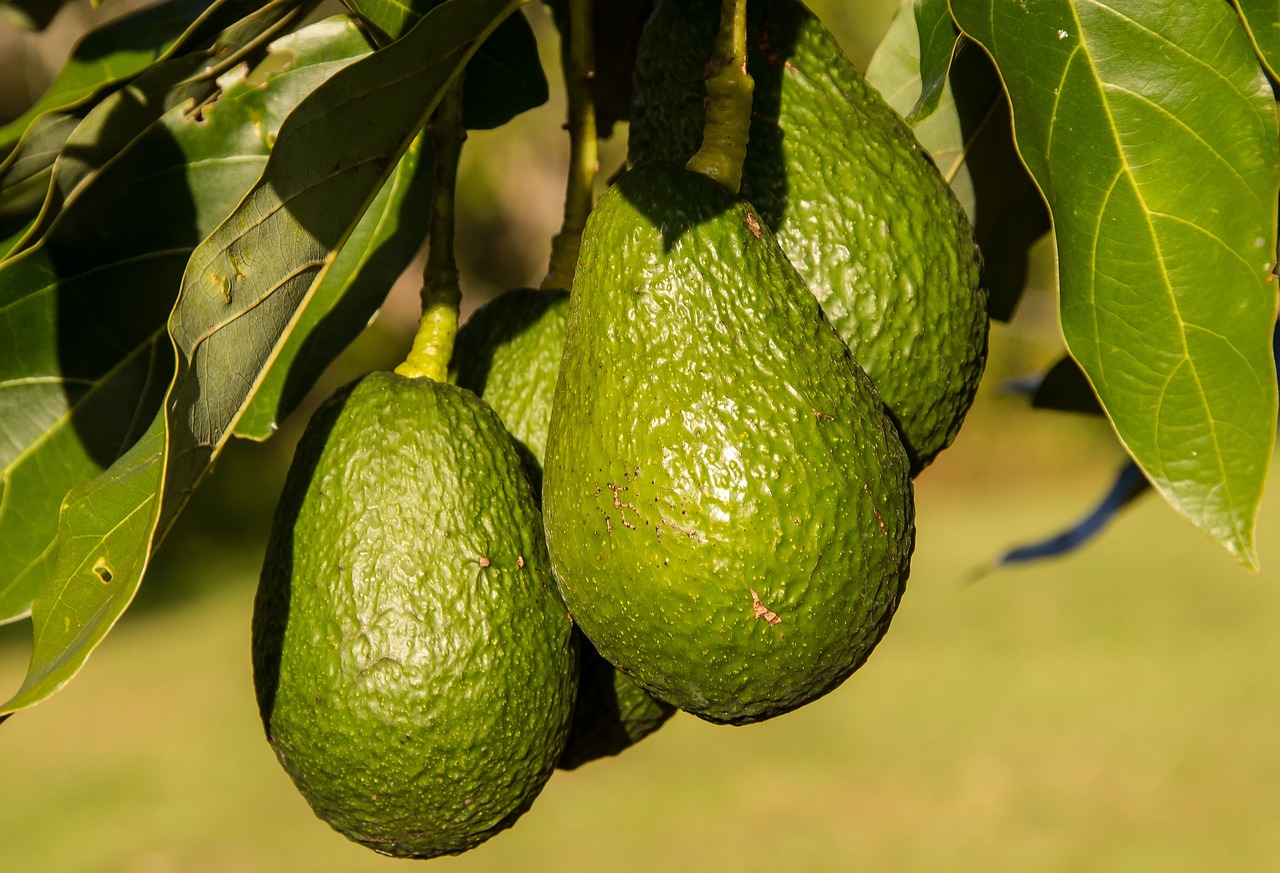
left=1, top=0, right=523, bottom=716
left=952, top=0, right=1280, bottom=566
left=0, top=18, right=373, bottom=627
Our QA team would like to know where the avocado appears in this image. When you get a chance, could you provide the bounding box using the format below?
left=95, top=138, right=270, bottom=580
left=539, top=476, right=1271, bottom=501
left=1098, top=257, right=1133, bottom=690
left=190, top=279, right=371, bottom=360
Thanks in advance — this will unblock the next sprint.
left=558, top=634, right=678, bottom=769
left=452, top=289, right=677, bottom=767
left=629, top=0, right=987, bottom=472
left=451, top=288, right=571, bottom=495
left=542, top=162, right=915, bottom=725
left=252, top=370, right=576, bottom=858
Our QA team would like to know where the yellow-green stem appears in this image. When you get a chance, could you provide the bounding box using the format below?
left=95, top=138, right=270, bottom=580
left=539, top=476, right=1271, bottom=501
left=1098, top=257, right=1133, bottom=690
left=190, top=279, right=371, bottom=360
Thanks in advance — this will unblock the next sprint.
left=396, top=80, right=466, bottom=382
left=685, top=0, right=753, bottom=193
left=542, top=0, right=598, bottom=291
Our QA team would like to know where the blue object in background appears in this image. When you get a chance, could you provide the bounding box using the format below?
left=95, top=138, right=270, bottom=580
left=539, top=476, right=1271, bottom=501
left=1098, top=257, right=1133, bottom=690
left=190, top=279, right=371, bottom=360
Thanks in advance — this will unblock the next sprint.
left=997, top=461, right=1149, bottom=566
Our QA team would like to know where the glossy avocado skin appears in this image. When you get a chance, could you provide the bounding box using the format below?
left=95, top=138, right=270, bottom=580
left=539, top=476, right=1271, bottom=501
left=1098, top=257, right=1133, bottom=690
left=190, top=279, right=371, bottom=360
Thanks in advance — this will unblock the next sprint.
left=629, top=0, right=987, bottom=472
left=451, top=289, right=571, bottom=494
left=452, top=291, right=677, bottom=767
left=253, top=371, right=576, bottom=858
left=543, top=163, right=915, bottom=726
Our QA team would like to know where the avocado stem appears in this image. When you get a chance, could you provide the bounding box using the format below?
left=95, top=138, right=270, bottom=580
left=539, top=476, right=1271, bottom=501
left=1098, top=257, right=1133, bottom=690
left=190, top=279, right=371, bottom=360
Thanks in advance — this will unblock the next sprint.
left=685, top=0, right=753, bottom=193
left=396, top=79, right=466, bottom=383
left=542, top=0, right=599, bottom=292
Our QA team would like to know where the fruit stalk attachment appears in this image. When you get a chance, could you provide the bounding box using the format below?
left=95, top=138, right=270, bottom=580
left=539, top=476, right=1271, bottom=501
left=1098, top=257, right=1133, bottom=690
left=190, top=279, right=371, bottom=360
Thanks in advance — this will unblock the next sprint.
left=543, top=0, right=599, bottom=291
left=685, top=0, right=753, bottom=193
left=395, top=79, right=466, bottom=382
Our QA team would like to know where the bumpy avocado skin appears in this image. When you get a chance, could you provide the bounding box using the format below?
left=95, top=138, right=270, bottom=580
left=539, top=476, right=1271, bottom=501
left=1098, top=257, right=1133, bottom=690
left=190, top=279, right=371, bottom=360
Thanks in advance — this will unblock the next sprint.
left=629, top=0, right=987, bottom=472
left=451, top=290, right=677, bottom=767
left=451, top=289, right=570, bottom=493
left=543, top=163, right=915, bottom=726
left=253, top=371, right=576, bottom=858
left=558, top=634, right=677, bottom=769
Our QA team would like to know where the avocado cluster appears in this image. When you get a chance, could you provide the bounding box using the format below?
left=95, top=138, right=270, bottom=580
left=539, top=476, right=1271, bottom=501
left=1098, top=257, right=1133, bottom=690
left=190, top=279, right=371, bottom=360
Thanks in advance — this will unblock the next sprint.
left=630, top=0, right=987, bottom=472
left=251, top=0, right=985, bottom=858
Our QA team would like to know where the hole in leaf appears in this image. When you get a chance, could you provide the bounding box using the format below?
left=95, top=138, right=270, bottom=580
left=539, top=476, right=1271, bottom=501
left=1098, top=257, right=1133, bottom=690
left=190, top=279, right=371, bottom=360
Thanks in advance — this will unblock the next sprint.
left=92, top=558, right=113, bottom=584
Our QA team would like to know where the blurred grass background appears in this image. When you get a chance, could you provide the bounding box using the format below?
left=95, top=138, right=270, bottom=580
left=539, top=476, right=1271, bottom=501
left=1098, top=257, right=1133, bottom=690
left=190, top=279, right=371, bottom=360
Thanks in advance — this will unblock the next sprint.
left=3, top=1, right=1280, bottom=870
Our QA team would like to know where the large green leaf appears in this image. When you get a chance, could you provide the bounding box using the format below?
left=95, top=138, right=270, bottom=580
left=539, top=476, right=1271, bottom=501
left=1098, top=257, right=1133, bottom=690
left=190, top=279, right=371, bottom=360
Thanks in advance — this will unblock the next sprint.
left=0, top=114, right=80, bottom=255
left=867, top=5, right=1048, bottom=321
left=0, top=0, right=270, bottom=153
left=951, top=0, right=1280, bottom=567
left=9, top=0, right=312, bottom=259
left=867, top=1, right=970, bottom=206
left=908, top=0, right=959, bottom=124
left=344, top=0, right=546, bottom=129
left=0, top=18, right=373, bottom=627
left=235, top=134, right=434, bottom=438
left=0, top=114, right=80, bottom=228
left=1235, top=2, right=1280, bottom=79
left=1, top=0, right=523, bottom=716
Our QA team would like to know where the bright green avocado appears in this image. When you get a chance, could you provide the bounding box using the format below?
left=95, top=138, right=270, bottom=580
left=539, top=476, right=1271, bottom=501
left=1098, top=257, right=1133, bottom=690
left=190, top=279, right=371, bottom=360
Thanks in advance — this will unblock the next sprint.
left=451, top=288, right=571, bottom=495
left=542, top=162, right=915, bottom=726
left=252, top=371, right=576, bottom=858
left=451, top=289, right=677, bottom=767
left=629, top=0, right=987, bottom=472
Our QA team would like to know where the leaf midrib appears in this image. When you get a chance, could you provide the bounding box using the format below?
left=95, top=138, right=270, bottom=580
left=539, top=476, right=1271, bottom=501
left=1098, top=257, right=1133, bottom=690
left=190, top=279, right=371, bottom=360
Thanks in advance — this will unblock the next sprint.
left=1066, top=0, right=1238, bottom=533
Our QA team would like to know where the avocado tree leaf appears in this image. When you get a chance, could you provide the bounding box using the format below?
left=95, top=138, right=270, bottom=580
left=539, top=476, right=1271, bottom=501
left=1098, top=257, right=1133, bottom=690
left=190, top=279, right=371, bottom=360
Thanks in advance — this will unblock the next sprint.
left=0, top=0, right=273, bottom=154
left=0, top=113, right=80, bottom=252
left=950, top=0, right=1280, bottom=567
left=1, top=0, right=523, bottom=716
left=235, top=133, right=433, bottom=439
left=10, top=0, right=313, bottom=259
left=543, top=0, right=654, bottom=137
left=867, top=6, right=1048, bottom=321
left=343, top=0, right=545, bottom=129
left=867, top=1, right=969, bottom=205
left=908, top=0, right=959, bottom=124
left=1031, top=354, right=1105, bottom=416
left=0, top=18, right=374, bottom=629
left=865, top=2, right=926, bottom=117
left=1234, top=1, right=1280, bottom=79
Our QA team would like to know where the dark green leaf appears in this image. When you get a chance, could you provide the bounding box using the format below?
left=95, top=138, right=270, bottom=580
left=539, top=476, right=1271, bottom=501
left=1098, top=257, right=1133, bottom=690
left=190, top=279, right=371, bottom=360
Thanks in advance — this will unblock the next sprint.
left=235, top=133, right=433, bottom=439
left=344, top=0, right=546, bottom=129
left=1, top=0, right=522, bottom=716
left=0, top=18, right=373, bottom=627
left=544, top=0, right=654, bottom=137
left=1031, top=355, right=1104, bottom=416
left=459, top=12, right=548, bottom=129
left=0, top=0, right=266, bottom=153
left=909, top=0, right=959, bottom=124
left=867, top=11, right=1048, bottom=321
left=11, top=0, right=314, bottom=257
left=946, top=43, right=1049, bottom=322
left=951, top=0, right=1280, bottom=567
left=0, top=113, right=79, bottom=246
left=1235, top=1, right=1280, bottom=79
